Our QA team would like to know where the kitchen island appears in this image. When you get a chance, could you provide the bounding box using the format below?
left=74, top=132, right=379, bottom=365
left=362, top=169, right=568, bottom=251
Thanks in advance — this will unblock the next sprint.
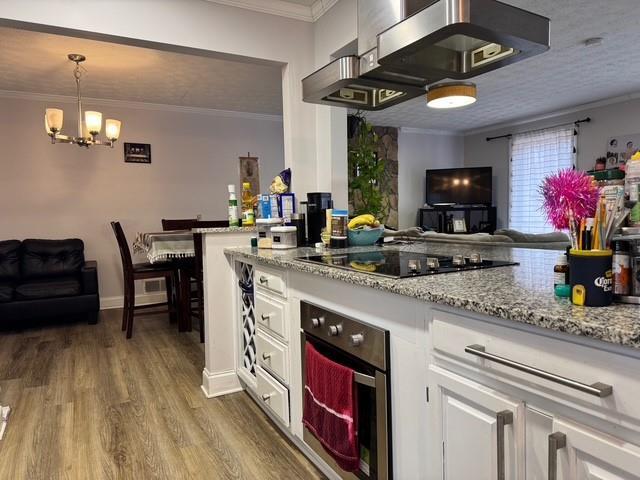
left=201, top=236, right=640, bottom=479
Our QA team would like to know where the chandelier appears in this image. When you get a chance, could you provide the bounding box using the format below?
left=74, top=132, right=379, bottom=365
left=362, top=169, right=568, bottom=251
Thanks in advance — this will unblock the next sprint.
left=44, top=54, right=122, bottom=148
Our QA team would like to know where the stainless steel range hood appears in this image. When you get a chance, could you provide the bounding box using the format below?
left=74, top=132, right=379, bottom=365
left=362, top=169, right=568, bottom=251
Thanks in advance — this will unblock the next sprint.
left=302, top=0, right=550, bottom=110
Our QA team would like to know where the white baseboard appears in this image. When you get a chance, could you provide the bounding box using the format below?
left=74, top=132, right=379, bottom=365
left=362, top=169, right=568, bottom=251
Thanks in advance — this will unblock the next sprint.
left=100, top=292, right=167, bottom=310
left=201, top=368, right=243, bottom=398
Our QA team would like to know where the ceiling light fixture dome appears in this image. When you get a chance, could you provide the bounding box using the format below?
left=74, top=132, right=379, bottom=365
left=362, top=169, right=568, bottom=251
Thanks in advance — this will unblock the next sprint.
left=426, top=82, right=477, bottom=109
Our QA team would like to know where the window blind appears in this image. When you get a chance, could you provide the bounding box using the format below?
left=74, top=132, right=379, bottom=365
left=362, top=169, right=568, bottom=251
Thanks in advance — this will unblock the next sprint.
left=509, top=126, right=576, bottom=234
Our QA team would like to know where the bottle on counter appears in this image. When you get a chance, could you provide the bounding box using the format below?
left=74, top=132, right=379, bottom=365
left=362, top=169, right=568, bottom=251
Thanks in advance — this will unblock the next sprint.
left=612, top=240, right=632, bottom=296
left=553, top=254, right=570, bottom=297
left=241, top=182, right=255, bottom=226
left=228, top=184, right=239, bottom=227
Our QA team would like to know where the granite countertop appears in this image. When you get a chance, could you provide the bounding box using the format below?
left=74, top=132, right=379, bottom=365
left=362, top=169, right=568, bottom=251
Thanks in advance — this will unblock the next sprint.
left=193, top=226, right=256, bottom=233
left=225, top=242, right=640, bottom=350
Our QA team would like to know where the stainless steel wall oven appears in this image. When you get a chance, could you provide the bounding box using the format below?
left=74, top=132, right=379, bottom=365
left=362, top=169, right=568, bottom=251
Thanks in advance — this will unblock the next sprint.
left=301, top=301, right=392, bottom=480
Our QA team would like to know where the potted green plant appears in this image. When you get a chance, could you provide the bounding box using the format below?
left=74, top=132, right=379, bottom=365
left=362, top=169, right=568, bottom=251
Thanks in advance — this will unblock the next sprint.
left=348, top=114, right=390, bottom=224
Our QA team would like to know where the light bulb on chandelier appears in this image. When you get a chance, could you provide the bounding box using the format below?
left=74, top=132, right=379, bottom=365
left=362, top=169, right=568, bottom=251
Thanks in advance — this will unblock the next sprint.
left=44, top=54, right=122, bottom=148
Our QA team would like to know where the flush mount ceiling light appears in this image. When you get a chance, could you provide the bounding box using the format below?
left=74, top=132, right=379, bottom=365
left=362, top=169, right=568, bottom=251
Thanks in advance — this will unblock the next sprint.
left=45, top=54, right=122, bottom=148
left=426, top=82, right=477, bottom=109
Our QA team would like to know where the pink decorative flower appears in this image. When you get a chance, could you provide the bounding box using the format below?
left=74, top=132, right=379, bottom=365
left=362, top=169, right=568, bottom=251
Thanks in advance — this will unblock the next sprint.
left=540, top=169, right=600, bottom=230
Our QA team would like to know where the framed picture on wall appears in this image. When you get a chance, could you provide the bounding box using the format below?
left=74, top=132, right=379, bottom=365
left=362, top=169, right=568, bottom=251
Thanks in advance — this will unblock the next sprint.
left=124, top=143, right=151, bottom=164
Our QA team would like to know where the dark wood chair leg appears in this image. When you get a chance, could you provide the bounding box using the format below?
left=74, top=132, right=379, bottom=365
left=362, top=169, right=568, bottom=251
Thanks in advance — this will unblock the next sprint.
left=198, top=280, right=205, bottom=343
left=166, top=274, right=177, bottom=324
left=126, top=279, right=135, bottom=339
left=122, top=280, right=131, bottom=331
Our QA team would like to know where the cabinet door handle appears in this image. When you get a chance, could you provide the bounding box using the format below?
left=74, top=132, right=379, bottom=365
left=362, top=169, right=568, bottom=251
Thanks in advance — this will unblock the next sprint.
left=548, top=432, right=566, bottom=480
left=496, top=410, right=513, bottom=480
left=465, top=344, right=613, bottom=398
left=261, top=313, right=271, bottom=321
left=261, top=393, right=273, bottom=402
left=259, top=275, right=268, bottom=284
left=262, top=352, right=272, bottom=361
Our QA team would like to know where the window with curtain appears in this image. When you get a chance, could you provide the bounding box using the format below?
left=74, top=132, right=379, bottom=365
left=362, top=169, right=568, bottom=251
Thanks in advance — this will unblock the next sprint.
left=509, top=126, right=577, bottom=233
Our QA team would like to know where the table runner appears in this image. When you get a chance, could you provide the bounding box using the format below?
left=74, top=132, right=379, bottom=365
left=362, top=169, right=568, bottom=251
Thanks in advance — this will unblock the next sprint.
left=133, top=230, right=195, bottom=264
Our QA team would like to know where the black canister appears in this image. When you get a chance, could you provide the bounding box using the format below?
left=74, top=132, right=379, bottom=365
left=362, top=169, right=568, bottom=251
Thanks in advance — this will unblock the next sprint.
left=569, top=249, right=613, bottom=307
left=306, top=192, right=332, bottom=244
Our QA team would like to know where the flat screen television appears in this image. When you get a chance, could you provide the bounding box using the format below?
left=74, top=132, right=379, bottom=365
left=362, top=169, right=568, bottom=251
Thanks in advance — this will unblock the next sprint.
left=426, top=167, right=493, bottom=206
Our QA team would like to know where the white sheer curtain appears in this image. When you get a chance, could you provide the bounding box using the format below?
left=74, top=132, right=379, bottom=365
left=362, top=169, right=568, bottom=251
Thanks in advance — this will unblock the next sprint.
left=509, top=126, right=577, bottom=233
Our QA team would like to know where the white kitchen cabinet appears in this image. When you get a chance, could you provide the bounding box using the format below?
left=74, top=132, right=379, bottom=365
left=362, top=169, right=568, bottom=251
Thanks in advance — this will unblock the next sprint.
left=550, top=418, right=640, bottom=480
left=430, top=365, right=525, bottom=480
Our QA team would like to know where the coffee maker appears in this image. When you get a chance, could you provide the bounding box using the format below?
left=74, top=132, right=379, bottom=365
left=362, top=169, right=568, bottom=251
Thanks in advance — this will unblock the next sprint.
left=306, top=192, right=332, bottom=244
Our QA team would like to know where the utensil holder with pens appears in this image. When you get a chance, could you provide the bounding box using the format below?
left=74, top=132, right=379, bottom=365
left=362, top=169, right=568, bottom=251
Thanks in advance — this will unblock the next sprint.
left=569, top=249, right=613, bottom=307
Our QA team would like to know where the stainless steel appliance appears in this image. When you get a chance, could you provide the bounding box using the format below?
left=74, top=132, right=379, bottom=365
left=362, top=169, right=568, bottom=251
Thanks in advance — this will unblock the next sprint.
left=301, top=301, right=391, bottom=479
left=302, top=0, right=550, bottom=110
left=298, top=249, right=517, bottom=278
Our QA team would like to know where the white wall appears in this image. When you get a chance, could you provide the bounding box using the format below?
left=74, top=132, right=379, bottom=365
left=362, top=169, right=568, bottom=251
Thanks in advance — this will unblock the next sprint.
left=0, top=94, right=284, bottom=303
left=0, top=0, right=319, bottom=198
left=464, top=95, right=640, bottom=228
left=398, top=129, right=464, bottom=229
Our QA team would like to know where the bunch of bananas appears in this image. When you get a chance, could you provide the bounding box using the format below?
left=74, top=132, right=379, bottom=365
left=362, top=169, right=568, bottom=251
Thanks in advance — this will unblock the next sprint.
left=348, top=214, right=381, bottom=230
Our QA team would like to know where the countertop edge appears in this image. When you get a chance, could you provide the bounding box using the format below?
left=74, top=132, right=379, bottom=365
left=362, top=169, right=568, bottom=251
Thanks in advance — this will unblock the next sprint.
left=224, top=248, right=640, bottom=351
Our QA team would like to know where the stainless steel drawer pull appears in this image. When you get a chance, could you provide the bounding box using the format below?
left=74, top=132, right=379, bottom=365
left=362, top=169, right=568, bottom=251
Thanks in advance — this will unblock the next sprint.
left=496, top=410, right=513, bottom=480
left=261, top=393, right=273, bottom=402
left=259, top=275, right=268, bottom=284
left=465, top=344, right=613, bottom=398
left=548, top=432, right=566, bottom=480
left=262, top=352, right=272, bottom=360
left=261, top=314, right=271, bottom=321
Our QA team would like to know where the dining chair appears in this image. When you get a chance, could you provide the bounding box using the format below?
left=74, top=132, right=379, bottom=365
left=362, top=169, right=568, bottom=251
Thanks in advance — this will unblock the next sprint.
left=161, top=218, right=199, bottom=325
left=110, top=221, right=178, bottom=339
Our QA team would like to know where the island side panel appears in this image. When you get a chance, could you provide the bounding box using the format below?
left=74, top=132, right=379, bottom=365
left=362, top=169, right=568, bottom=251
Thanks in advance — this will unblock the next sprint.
left=201, top=232, right=253, bottom=397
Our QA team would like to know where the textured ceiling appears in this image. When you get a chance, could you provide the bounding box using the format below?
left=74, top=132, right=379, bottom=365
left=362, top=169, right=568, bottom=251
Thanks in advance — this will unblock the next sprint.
left=365, top=0, right=640, bottom=133
left=0, top=27, right=284, bottom=115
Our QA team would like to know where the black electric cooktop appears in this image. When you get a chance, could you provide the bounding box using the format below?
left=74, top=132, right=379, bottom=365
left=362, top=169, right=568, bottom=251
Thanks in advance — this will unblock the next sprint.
left=298, top=249, right=517, bottom=278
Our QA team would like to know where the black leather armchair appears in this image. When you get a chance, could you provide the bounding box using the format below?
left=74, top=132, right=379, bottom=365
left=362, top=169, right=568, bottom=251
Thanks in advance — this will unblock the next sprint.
left=0, top=239, right=99, bottom=325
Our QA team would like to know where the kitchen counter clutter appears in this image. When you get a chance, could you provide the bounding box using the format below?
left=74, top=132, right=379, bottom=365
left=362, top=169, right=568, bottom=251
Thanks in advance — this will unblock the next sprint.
left=192, top=226, right=256, bottom=234
left=225, top=241, right=640, bottom=350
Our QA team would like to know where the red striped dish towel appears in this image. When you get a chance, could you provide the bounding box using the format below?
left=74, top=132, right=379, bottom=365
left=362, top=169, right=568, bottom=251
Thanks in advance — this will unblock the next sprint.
left=303, top=341, right=359, bottom=472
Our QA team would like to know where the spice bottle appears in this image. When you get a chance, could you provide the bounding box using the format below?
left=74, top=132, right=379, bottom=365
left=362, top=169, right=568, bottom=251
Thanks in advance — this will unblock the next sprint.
left=554, top=255, right=569, bottom=289
left=612, top=240, right=632, bottom=295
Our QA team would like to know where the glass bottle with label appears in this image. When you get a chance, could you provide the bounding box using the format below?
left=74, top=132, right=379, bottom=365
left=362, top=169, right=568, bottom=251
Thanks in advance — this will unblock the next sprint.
left=241, top=182, right=255, bottom=226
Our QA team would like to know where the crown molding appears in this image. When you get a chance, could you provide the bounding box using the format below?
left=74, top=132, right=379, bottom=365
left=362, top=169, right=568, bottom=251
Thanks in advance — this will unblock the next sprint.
left=311, top=0, right=340, bottom=21
left=400, top=126, right=462, bottom=136
left=463, top=91, right=640, bottom=136
left=0, top=89, right=283, bottom=122
left=204, top=0, right=337, bottom=22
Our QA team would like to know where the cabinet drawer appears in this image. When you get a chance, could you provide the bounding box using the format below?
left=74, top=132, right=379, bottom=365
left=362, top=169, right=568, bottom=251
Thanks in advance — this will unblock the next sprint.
left=431, top=309, right=640, bottom=425
left=256, top=366, right=290, bottom=426
left=255, top=329, right=290, bottom=385
left=255, top=267, right=286, bottom=297
left=255, top=293, right=287, bottom=341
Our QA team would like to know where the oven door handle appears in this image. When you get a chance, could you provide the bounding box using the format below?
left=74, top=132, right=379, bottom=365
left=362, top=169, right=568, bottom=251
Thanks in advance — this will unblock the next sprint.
left=354, top=371, right=376, bottom=388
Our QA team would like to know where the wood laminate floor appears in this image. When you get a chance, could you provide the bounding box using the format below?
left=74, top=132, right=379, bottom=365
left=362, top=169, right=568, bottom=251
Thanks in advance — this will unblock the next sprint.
left=0, top=309, right=325, bottom=480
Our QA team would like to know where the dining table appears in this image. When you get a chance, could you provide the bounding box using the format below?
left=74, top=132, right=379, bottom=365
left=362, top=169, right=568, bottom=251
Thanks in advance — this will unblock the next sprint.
left=133, top=230, right=196, bottom=332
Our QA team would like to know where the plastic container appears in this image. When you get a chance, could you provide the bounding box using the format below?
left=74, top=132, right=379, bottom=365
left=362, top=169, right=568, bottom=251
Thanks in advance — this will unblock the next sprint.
left=256, top=218, right=283, bottom=249
left=271, top=226, right=297, bottom=249
left=569, top=249, right=613, bottom=307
